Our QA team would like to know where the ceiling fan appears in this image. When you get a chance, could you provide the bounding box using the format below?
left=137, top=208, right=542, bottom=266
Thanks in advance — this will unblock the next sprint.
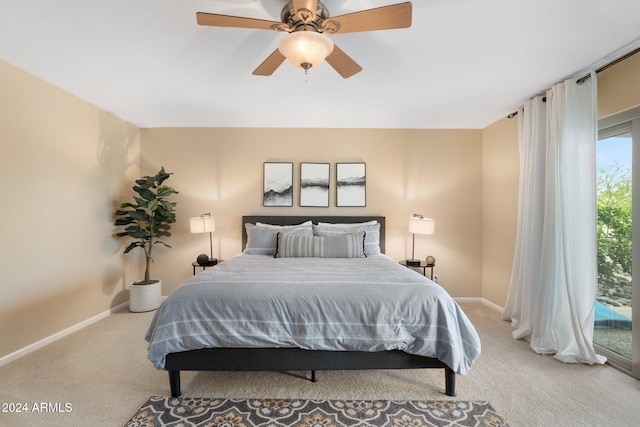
left=196, top=1, right=412, bottom=78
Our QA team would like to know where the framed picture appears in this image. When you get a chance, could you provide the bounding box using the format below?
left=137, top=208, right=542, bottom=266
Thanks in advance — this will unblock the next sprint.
left=300, top=163, right=330, bottom=207
left=336, top=162, right=366, bottom=207
left=263, top=162, right=293, bottom=207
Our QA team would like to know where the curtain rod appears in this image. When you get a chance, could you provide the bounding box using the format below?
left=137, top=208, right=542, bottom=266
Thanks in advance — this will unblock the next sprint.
left=576, top=45, right=640, bottom=85
left=508, top=46, right=640, bottom=118
left=507, top=96, right=547, bottom=118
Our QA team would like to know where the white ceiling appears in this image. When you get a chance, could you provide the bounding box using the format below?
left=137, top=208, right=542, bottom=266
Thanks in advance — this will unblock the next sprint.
left=2, top=0, right=640, bottom=129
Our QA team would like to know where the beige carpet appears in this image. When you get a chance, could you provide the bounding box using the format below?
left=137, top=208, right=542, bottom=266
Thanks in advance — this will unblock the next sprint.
left=0, top=302, right=638, bottom=426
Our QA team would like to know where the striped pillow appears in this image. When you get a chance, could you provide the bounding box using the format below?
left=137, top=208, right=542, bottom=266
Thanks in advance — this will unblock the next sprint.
left=275, top=231, right=366, bottom=258
left=244, top=223, right=313, bottom=255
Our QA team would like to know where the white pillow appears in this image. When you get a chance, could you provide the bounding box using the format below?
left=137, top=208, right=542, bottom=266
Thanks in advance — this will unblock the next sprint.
left=314, top=222, right=380, bottom=255
left=256, top=220, right=312, bottom=228
left=316, top=220, right=378, bottom=227
left=244, top=223, right=313, bottom=255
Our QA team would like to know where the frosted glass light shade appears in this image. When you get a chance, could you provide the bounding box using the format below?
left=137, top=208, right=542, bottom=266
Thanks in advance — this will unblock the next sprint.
left=278, top=31, right=334, bottom=70
left=409, top=217, right=435, bottom=235
left=190, top=216, right=216, bottom=233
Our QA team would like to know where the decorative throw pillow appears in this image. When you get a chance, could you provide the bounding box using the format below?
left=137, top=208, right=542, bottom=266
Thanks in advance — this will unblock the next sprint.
left=244, top=223, right=313, bottom=255
left=275, top=231, right=366, bottom=258
left=314, top=222, right=381, bottom=255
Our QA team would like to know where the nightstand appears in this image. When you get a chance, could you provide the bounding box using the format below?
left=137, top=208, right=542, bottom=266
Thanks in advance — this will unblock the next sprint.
left=399, top=260, right=435, bottom=280
left=192, top=259, right=218, bottom=275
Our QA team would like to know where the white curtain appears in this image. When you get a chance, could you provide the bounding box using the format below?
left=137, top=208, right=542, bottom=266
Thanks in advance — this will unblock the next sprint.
left=502, top=72, right=606, bottom=364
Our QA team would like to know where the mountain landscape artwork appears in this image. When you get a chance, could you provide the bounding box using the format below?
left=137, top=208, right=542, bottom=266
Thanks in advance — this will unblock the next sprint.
left=336, top=162, right=366, bottom=207
left=263, top=162, right=293, bottom=206
left=300, top=163, right=330, bottom=207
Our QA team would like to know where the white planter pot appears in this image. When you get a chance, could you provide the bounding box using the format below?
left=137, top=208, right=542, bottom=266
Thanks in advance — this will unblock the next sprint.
left=129, top=280, right=162, bottom=312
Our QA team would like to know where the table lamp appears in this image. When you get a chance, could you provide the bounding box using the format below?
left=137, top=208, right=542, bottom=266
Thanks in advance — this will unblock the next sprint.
left=407, top=214, right=435, bottom=267
left=190, top=213, right=217, bottom=266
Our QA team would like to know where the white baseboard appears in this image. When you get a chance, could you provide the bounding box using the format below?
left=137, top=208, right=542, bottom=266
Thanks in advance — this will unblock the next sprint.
left=455, top=297, right=505, bottom=314
left=480, top=298, right=505, bottom=313
left=0, top=301, right=129, bottom=368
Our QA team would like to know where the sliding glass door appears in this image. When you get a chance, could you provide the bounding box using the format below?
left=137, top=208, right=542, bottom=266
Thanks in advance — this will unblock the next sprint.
left=595, top=107, right=640, bottom=378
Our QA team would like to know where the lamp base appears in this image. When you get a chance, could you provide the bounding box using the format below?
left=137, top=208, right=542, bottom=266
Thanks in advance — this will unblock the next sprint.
left=406, top=259, right=421, bottom=267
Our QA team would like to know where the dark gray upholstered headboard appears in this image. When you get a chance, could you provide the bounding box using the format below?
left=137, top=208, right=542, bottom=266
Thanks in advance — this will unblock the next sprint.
left=242, top=216, right=385, bottom=254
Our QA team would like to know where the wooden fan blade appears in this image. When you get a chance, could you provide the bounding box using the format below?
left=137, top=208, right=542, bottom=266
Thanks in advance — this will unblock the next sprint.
left=196, top=12, right=282, bottom=31
left=325, top=45, right=362, bottom=79
left=253, top=49, right=286, bottom=76
left=292, top=0, right=319, bottom=21
left=325, top=2, right=412, bottom=34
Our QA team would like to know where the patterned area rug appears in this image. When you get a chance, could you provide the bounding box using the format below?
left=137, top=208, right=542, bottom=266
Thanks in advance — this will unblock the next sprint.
left=125, top=396, right=509, bottom=426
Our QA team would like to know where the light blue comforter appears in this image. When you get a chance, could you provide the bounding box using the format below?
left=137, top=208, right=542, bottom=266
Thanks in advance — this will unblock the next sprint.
left=145, top=254, right=481, bottom=374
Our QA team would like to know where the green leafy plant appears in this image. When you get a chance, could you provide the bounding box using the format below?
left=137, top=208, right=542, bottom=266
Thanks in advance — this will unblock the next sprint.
left=114, top=167, right=178, bottom=284
left=597, top=163, right=632, bottom=281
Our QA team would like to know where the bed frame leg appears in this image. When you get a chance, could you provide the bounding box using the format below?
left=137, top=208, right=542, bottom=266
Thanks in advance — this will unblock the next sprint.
left=310, top=370, right=316, bottom=382
left=444, top=367, right=456, bottom=397
left=169, top=370, right=181, bottom=397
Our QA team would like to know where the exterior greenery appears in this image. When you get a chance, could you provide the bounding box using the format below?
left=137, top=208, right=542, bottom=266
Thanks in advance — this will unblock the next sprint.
left=114, top=167, right=178, bottom=284
left=597, top=164, right=632, bottom=281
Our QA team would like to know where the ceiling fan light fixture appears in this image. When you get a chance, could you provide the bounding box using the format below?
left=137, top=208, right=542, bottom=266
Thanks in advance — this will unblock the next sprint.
left=278, top=31, right=334, bottom=71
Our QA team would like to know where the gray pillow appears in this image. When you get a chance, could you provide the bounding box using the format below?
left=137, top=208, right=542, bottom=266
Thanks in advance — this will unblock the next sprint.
left=275, top=231, right=366, bottom=258
left=244, top=223, right=313, bottom=255
left=314, top=222, right=381, bottom=255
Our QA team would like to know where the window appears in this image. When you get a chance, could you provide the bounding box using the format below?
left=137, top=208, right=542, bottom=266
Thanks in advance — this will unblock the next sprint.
left=595, top=106, right=640, bottom=378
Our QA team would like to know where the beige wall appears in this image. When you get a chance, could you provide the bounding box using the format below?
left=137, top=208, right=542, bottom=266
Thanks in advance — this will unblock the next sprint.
left=140, top=127, right=484, bottom=298
left=598, top=50, right=640, bottom=119
left=481, top=117, right=519, bottom=307
left=0, top=60, right=140, bottom=360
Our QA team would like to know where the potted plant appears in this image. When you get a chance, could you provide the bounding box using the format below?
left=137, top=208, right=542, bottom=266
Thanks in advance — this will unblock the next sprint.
left=114, top=167, right=178, bottom=312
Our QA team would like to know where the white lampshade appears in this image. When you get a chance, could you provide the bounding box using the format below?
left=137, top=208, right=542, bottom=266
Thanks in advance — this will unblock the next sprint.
left=190, top=216, right=216, bottom=234
left=409, top=216, right=435, bottom=235
left=278, top=31, right=334, bottom=71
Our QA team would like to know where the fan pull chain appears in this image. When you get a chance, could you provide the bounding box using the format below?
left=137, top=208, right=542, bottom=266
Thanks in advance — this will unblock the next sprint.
left=301, top=62, right=312, bottom=83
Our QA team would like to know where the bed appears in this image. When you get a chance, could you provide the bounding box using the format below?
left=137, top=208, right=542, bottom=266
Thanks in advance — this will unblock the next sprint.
left=145, top=216, right=481, bottom=397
